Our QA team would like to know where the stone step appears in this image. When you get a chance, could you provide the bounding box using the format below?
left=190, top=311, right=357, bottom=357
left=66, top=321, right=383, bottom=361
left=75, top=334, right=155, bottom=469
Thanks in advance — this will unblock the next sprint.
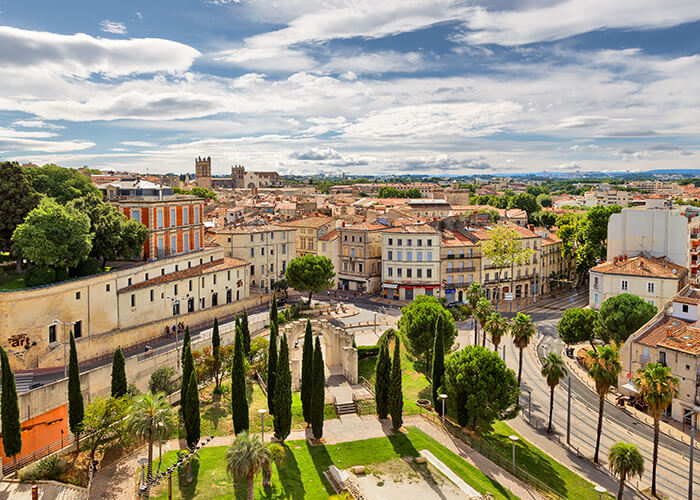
left=335, top=402, right=357, bottom=415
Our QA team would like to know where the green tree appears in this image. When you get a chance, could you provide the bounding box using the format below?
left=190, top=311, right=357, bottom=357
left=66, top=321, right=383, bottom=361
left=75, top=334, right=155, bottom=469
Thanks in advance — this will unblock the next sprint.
left=181, top=326, right=191, bottom=368
left=26, top=164, right=99, bottom=203
left=269, top=296, right=278, bottom=329
left=509, top=193, right=540, bottom=219
left=0, top=347, right=22, bottom=470
left=608, top=442, right=644, bottom=500
left=375, top=342, right=391, bottom=419
left=262, top=442, right=286, bottom=488
left=301, top=320, right=314, bottom=424
left=68, top=331, right=85, bottom=451
left=212, top=318, right=221, bottom=391
left=12, top=198, right=93, bottom=269
left=111, top=347, right=127, bottom=398
left=285, top=254, right=335, bottom=303
left=241, top=309, right=251, bottom=356
left=586, top=345, right=621, bottom=463
left=226, top=431, right=270, bottom=500
left=404, top=187, right=422, bottom=198
left=596, top=294, right=657, bottom=345
left=148, top=366, right=176, bottom=396
left=466, top=282, right=485, bottom=345
left=558, top=308, right=599, bottom=350
left=0, top=162, right=41, bottom=271
left=181, top=341, right=194, bottom=422
left=485, top=312, right=509, bottom=352
left=536, top=193, right=553, bottom=208
left=231, top=326, right=249, bottom=434
left=81, top=396, right=130, bottom=469
left=480, top=225, right=533, bottom=310
left=311, top=336, right=325, bottom=439
left=184, top=371, right=201, bottom=448
left=127, top=392, right=175, bottom=480
left=540, top=352, right=567, bottom=434
left=634, top=363, right=679, bottom=497
left=474, top=297, right=493, bottom=348
left=273, top=334, right=292, bottom=442
left=511, top=312, right=535, bottom=384
left=267, top=325, right=278, bottom=415
left=397, top=295, right=456, bottom=371
left=431, top=318, right=445, bottom=407
left=444, top=345, right=519, bottom=428
left=389, top=338, right=403, bottom=431
left=377, top=186, right=401, bottom=198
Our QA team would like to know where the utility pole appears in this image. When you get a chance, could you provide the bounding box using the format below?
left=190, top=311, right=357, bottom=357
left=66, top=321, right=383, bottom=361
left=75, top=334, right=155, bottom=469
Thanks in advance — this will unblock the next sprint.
left=690, top=411, right=696, bottom=500
left=566, top=375, right=571, bottom=446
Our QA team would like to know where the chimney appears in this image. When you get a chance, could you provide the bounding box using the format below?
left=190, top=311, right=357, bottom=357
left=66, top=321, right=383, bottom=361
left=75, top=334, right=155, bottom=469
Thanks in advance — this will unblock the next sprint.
left=342, top=221, right=346, bottom=228
left=666, top=326, right=673, bottom=338
left=529, top=224, right=535, bottom=231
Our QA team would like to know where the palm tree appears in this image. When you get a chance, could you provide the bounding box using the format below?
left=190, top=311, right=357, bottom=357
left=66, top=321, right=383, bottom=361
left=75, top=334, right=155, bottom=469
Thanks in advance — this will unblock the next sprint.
left=608, top=441, right=644, bottom=500
left=511, top=312, right=535, bottom=384
left=262, top=443, right=286, bottom=488
left=540, top=352, right=567, bottom=434
left=466, top=282, right=485, bottom=345
left=474, top=297, right=493, bottom=347
left=586, top=345, right=621, bottom=464
left=634, top=362, right=679, bottom=497
left=227, top=431, right=275, bottom=500
left=127, top=392, right=175, bottom=480
left=485, top=312, right=509, bottom=353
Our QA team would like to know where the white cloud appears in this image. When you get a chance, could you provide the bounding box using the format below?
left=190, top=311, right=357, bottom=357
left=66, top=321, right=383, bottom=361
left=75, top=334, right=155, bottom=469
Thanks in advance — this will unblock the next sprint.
left=12, top=119, right=65, bottom=130
left=99, top=20, right=127, bottom=35
left=291, top=147, right=342, bottom=160
left=121, top=141, right=156, bottom=147
left=0, top=26, right=200, bottom=78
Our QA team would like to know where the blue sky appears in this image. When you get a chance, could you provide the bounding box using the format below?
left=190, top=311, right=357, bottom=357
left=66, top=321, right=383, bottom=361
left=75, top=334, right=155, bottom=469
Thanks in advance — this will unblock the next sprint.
left=1, top=0, right=699, bottom=176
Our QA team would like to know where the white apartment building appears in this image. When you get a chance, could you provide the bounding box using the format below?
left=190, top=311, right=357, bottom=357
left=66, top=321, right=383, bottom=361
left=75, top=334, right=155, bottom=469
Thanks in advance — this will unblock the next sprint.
left=584, top=189, right=632, bottom=207
left=381, top=224, right=442, bottom=301
left=211, top=224, right=296, bottom=292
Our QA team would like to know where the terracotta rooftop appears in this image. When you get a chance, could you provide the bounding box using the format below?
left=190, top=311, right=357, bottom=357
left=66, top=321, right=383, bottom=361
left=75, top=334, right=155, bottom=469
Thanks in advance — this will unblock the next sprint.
left=657, top=325, right=700, bottom=355
left=318, top=228, right=339, bottom=241
left=674, top=288, right=700, bottom=305
left=382, top=223, right=440, bottom=234
left=590, top=255, right=688, bottom=279
left=212, top=224, right=292, bottom=234
left=635, top=315, right=694, bottom=347
left=280, top=216, right=335, bottom=228
left=441, top=230, right=476, bottom=247
left=119, top=257, right=248, bottom=292
left=342, top=222, right=387, bottom=231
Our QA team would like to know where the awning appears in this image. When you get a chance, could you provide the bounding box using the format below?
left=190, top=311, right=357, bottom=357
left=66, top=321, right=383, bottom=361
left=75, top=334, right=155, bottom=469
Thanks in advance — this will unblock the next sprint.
left=382, top=283, right=399, bottom=289
left=621, top=383, right=638, bottom=394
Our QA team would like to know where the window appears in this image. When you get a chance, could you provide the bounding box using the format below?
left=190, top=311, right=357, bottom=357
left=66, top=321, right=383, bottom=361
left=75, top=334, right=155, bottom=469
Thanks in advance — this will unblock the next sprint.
left=406, top=251, right=412, bottom=262
left=647, top=282, right=655, bottom=293
left=173, top=301, right=180, bottom=315
left=132, top=210, right=141, bottom=224
left=351, top=235, right=355, bottom=242
left=145, top=273, right=149, bottom=280
left=251, top=265, right=255, bottom=275
left=417, top=252, right=422, bottom=262
left=161, top=268, right=165, bottom=276
left=594, top=292, right=599, bottom=304
left=188, top=297, right=195, bottom=312
left=282, top=243, right=286, bottom=254
left=183, top=206, right=189, bottom=224
left=73, top=321, right=82, bottom=339
left=260, top=233, right=264, bottom=242
left=417, top=239, right=422, bottom=246
left=407, top=269, right=412, bottom=278
left=427, top=251, right=432, bottom=261
left=106, top=284, right=110, bottom=292
left=683, top=304, right=689, bottom=313
left=397, top=251, right=402, bottom=261
left=195, top=232, right=200, bottom=249
left=170, top=208, right=176, bottom=227
left=427, top=239, right=432, bottom=246
left=447, top=275, right=453, bottom=284
left=417, top=269, right=422, bottom=278
left=250, top=234, right=254, bottom=242
left=189, top=280, right=193, bottom=292
left=397, top=268, right=402, bottom=277
left=344, top=235, right=348, bottom=241
left=343, top=262, right=348, bottom=271
left=150, top=289, right=154, bottom=302
left=387, top=267, right=393, bottom=277
left=388, top=250, right=393, bottom=260
left=407, top=239, right=412, bottom=246
left=388, top=238, right=393, bottom=245
left=131, top=294, right=136, bottom=307
left=427, top=269, right=433, bottom=278
left=659, top=351, right=666, bottom=366
left=171, top=234, right=176, bottom=254
left=157, top=208, right=164, bottom=229
left=397, top=239, right=402, bottom=246
left=194, top=206, right=200, bottom=223
left=75, top=291, right=81, bottom=300
left=322, top=243, right=327, bottom=252
left=621, top=280, right=628, bottom=291
left=174, top=284, right=178, bottom=295
left=201, top=298, right=206, bottom=309
left=250, top=247, right=255, bottom=258
left=212, top=292, right=218, bottom=307
left=48, top=325, right=57, bottom=344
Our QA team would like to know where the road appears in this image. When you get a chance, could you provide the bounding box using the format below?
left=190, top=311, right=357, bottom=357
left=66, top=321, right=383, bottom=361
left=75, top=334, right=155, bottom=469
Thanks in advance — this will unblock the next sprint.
left=490, top=290, right=699, bottom=500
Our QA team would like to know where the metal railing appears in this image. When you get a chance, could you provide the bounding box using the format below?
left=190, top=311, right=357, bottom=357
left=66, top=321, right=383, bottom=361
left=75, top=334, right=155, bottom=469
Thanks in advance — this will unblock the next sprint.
left=359, top=376, right=375, bottom=396
left=2, top=433, right=76, bottom=476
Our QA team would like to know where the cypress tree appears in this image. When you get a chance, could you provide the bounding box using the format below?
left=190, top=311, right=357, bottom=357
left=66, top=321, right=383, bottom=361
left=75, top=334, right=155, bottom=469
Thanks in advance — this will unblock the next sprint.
left=241, top=309, right=251, bottom=356
left=0, top=347, right=21, bottom=471
left=431, top=317, right=445, bottom=408
left=181, top=341, right=194, bottom=429
left=311, top=336, right=325, bottom=439
left=184, top=371, right=201, bottom=448
left=231, top=326, right=249, bottom=434
left=389, top=338, right=403, bottom=432
left=181, top=325, right=191, bottom=368
left=375, top=342, right=391, bottom=419
left=111, top=347, right=127, bottom=398
left=68, top=331, right=84, bottom=450
left=273, top=333, right=292, bottom=442
left=267, top=324, right=278, bottom=415
left=301, top=319, right=314, bottom=424
left=269, top=295, right=278, bottom=328
left=212, top=318, right=221, bottom=390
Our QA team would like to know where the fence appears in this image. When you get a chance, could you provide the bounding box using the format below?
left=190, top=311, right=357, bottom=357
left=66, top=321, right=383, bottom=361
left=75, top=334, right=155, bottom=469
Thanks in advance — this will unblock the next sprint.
left=420, top=412, right=568, bottom=500
left=2, top=433, right=76, bottom=476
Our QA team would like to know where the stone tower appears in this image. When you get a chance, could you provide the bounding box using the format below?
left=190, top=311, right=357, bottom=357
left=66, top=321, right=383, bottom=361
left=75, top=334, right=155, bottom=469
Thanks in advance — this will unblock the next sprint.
left=231, top=165, right=245, bottom=189
left=195, top=156, right=212, bottom=190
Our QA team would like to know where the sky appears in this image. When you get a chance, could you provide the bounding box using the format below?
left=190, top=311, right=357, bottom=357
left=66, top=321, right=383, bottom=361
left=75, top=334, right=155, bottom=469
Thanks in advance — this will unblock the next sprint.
left=1, top=0, right=700, bottom=176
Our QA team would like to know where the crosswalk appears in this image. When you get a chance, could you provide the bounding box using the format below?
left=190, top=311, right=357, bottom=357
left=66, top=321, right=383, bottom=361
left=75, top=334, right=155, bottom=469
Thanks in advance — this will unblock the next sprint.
left=15, top=374, right=33, bottom=393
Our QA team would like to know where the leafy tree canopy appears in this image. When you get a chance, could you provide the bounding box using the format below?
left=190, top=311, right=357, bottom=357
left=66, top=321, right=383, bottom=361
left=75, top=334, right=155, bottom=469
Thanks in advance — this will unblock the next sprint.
left=595, top=293, right=657, bottom=345
left=285, top=255, right=335, bottom=302
left=398, top=295, right=456, bottom=366
left=0, top=162, right=41, bottom=252
left=26, top=164, right=99, bottom=203
left=558, top=308, right=599, bottom=346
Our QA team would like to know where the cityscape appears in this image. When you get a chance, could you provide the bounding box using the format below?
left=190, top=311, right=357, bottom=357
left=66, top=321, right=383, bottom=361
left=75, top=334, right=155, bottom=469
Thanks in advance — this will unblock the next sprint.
left=0, top=2, right=699, bottom=500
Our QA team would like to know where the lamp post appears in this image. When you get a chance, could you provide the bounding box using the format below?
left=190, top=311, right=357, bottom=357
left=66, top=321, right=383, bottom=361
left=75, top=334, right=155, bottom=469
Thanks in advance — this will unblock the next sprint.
left=690, top=411, right=696, bottom=500
left=374, top=312, right=377, bottom=337
left=438, top=394, right=448, bottom=425
left=508, top=435, right=519, bottom=474
left=166, top=296, right=184, bottom=368
left=594, top=485, right=606, bottom=500
left=259, top=408, right=267, bottom=442
left=51, top=319, right=76, bottom=379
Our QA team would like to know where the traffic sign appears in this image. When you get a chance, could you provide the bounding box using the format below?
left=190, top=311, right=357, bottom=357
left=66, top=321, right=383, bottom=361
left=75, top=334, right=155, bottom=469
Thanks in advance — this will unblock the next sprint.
left=504, top=293, right=513, bottom=301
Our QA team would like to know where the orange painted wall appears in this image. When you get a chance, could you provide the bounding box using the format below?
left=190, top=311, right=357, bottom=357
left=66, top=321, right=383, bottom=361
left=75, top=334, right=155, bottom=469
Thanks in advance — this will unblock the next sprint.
left=122, top=207, right=130, bottom=219
left=0, top=404, right=68, bottom=465
left=177, top=229, right=184, bottom=253
left=177, top=205, right=183, bottom=226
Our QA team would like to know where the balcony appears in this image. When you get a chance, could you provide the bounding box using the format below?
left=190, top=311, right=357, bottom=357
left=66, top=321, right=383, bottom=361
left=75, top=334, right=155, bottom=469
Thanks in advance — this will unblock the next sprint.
left=445, top=267, right=473, bottom=273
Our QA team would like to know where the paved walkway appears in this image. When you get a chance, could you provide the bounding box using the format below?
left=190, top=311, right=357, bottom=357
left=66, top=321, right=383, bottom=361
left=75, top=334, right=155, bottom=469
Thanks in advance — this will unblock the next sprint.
left=0, top=480, right=87, bottom=500
left=420, top=449, right=482, bottom=499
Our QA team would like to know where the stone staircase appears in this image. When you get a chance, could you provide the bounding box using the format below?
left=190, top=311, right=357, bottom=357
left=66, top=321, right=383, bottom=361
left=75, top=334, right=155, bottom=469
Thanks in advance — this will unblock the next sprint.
left=335, top=401, right=357, bottom=416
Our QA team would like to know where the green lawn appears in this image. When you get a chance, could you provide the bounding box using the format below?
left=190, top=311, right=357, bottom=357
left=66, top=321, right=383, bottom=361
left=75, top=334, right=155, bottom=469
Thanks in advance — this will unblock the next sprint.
left=149, top=427, right=516, bottom=500
left=358, top=341, right=431, bottom=415
left=481, top=421, right=613, bottom=499
left=0, top=268, right=25, bottom=290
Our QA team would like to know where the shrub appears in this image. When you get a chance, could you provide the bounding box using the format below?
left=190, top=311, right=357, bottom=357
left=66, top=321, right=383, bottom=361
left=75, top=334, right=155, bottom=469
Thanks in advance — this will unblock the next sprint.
left=18, top=454, right=66, bottom=482
left=148, top=366, right=176, bottom=396
left=54, top=267, right=69, bottom=282
left=357, top=345, right=379, bottom=359
left=72, top=257, right=99, bottom=277
left=24, top=265, right=56, bottom=287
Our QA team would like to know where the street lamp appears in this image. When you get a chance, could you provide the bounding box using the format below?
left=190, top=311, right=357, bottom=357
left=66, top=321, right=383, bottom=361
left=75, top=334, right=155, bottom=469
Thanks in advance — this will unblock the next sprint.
left=259, top=408, right=267, bottom=442
left=508, top=435, right=519, bottom=474
left=166, top=296, right=184, bottom=368
left=594, top=485, right=606, bottom=500
left=51, top=319, right=76, bottom=379
left=438, top=394, right=448, bottom=425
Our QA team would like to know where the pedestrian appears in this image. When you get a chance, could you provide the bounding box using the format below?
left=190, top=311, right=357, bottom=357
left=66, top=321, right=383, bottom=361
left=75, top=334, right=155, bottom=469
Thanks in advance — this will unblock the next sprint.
left=165, top=325, right=170, bottom=336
